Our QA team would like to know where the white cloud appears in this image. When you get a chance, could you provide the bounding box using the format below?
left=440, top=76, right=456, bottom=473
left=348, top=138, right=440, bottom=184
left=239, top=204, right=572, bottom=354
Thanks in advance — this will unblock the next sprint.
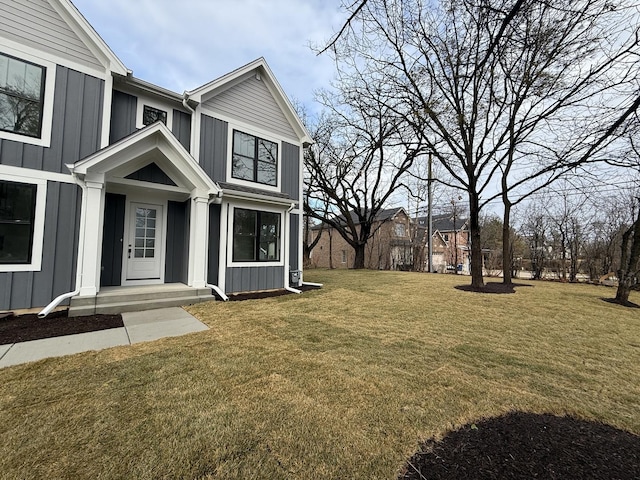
left=72, top=0, right=345, bottom=113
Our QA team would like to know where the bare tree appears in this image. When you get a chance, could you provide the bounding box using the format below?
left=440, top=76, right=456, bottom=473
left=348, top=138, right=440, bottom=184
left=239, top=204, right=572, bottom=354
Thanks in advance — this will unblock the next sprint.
left=320, top=0, right=640, bottom=288
left=304, top=83, right=422, bottom=269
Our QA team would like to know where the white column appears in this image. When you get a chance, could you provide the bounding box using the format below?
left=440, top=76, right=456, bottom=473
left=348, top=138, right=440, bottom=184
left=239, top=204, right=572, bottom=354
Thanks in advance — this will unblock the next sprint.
left=188, top=193, right=209, bottom=288
left=78, top=173, right=105, bottom=297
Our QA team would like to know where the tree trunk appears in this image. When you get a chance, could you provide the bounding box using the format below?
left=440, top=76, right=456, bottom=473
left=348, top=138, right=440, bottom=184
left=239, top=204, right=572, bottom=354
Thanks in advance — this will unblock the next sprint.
left=502, top=201, right=512, bottom=284
left=468, top=191, right=484, bottom=288
left=615, top=210, right=640, bottom=305
left=353, top=244, right=366, bottom=269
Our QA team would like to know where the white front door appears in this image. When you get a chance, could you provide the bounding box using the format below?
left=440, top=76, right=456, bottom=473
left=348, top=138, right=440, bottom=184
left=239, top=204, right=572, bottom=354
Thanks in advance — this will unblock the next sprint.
left=126, top=202, right=164, bottom=281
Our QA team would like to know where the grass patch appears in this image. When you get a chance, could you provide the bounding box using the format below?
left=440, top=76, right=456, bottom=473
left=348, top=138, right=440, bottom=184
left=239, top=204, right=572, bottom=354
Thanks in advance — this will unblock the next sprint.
left=0, top=270, right=638, bottom=479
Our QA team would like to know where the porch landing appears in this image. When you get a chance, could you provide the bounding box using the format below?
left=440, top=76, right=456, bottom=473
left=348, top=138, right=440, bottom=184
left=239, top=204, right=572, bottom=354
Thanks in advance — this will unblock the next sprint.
left=69, top=283, right=216, bottom=317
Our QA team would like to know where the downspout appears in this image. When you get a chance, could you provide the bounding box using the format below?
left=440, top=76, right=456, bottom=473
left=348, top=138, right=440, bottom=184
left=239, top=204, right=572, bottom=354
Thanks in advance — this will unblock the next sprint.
left=205, top=192, right=229, bottom=301
left=284, top=202, right=302, bottom=294
left=38, top=173, right=86, bottom=317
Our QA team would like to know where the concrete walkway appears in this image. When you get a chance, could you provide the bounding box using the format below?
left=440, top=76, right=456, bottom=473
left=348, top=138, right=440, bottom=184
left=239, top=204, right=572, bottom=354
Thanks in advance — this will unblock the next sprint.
left=0, top=307, right=208, bottom=368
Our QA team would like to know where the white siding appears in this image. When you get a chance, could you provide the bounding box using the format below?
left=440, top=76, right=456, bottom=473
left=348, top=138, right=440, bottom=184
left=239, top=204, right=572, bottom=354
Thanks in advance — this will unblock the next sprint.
left=203, top=75, right=297, bottom=140
left=0, top=0, right=102, bottom=71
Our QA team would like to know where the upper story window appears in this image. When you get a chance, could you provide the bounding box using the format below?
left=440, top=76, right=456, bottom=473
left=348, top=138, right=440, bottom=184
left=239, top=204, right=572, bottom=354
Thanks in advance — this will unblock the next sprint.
left=395, top=223, right=406, bottom=237
left=232, top=130, right=278, bottom=186
left=142, top=105, right=167, bottom=126
left=0, top=52, right=46, bottom=138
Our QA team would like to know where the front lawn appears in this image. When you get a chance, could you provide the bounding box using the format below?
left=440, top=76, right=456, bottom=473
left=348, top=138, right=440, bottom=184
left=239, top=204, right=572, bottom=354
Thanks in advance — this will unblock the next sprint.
left=1, top=270, right=638, bottom=479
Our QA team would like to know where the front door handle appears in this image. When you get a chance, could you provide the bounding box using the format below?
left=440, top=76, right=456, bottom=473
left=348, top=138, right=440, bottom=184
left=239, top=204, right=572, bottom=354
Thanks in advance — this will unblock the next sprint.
left=128, top=245, right=132, bottom=259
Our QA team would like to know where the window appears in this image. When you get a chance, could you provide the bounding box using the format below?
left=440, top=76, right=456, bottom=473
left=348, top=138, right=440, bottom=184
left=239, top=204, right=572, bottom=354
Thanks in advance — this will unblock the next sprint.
left=142, top=105, right=167, bottom=126
left=341, top=250, right=347, bottom=263
left=232, top=130, right=278, bottom=186
left=395, top=223, right=406, bottom=237
left=444, top=234, right=449, bottom=242
left=0, top=52, right=46, bottom=138
left=0, top=180, right=37, bottom=264
left=233, top=208, right=280, bottom=262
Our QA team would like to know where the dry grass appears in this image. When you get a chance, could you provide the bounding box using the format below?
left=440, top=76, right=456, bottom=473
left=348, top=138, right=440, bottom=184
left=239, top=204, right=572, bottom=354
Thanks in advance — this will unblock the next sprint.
left=0, top=270, right=638, bottom=479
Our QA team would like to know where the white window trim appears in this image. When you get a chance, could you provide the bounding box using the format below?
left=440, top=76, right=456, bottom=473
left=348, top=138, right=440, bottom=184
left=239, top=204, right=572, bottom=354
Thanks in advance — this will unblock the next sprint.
left=0, top=46, right=56, bottom=148
left=226, top=125, right=281, bottom=193
left=227, top=202, right=285, bottom=268
left=0, top=174, right=47, bottom=272
left=135, top=97, right=173, bottom=131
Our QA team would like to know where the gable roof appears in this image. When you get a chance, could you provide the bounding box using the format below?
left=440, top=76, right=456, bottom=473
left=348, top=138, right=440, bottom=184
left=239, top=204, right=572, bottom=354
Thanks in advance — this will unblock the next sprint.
left=416, top=214, right=468, bottom=232
left=50, top=0, right=128, bottom=75
left=185, top=57, right=312, bottom=145
left=68, top=122, right=219, bottom=195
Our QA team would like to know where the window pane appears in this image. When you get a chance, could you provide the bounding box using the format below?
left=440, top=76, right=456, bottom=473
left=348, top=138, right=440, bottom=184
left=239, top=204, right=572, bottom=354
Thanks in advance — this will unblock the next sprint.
left=233, top=131, right=254, bottom=157
left=259, top=212, right=280, bottom=261
left=0, top=53, right=44, bottom=137
left=135, top=238, right=144, bottom=247
left=232, top=154, right=254, bottom=181
left=145, top=249, right=155, bottom=258
left=257, top=160, right=277, bottom=185
left=258, top=139, right=277, bottom=163
left=0, top=180, right=36, bottom=264
left=234, top=209, right=256, bottom=234
left=233, top=235, right=255, bottom=261
left=142, top=105, right=167, bottom=126
left=134, top=249, right=144, bottom=258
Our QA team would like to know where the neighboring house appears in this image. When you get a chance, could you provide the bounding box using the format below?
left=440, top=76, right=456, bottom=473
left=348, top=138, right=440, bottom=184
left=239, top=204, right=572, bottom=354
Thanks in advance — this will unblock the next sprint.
left=310, top=208, right=413, bottom=270
left=415, top=214, right=470, bottom=273
left=0, top=0, right=311, bottom=314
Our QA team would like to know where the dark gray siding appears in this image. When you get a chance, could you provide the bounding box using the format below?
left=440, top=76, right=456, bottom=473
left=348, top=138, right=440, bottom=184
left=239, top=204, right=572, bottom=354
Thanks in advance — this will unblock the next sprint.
left=282, top=142, right=300, bottom=201
left=0, top=66, right=104, bottom=173
left=225, top=266, right=284, bottom=294
left=165, top=200, right=190, bottom=284
left=199, top=114, right=227, bottom=182
left=109, top=89, right=137, bottom=144
left=0, top=182, right=81, bottom=310
left=125, top=163, right=176, bottom=186
left=172, top=110, right=191, bottom=152
left=101, top=193, right=125, bottom=286
left=207, top=204, right=221, bottom=285
left=289, top=213, right=300, bottom=271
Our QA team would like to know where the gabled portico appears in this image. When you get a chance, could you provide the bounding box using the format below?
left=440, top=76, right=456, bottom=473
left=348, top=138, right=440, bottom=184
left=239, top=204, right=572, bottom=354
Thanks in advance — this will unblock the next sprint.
left=67, top=122, right=220, bottom=301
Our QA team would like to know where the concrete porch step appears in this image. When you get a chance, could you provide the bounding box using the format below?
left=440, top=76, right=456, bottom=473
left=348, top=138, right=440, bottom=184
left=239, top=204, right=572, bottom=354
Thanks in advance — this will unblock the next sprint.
left=69, top=284, right=216, bottom=316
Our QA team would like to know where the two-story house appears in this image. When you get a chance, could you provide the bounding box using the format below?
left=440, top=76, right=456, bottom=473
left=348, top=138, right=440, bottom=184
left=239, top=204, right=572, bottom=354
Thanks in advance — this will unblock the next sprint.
left=0, top=0, right=311, bottom=315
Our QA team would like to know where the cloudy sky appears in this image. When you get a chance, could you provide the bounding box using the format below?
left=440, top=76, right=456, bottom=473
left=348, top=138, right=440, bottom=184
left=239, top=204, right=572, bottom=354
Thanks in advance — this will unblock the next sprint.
left=71, top=0, right=345, bottom=113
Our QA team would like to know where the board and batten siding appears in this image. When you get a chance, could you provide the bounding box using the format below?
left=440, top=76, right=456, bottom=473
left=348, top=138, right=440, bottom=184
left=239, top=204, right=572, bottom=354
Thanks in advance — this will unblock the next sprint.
left=202, top=75, right=297, bottom=141
left=0, top=181, right=82, bottom=310
left=165, top=200, right=190, bottom=284
left=207, top=204, right=221, bottom=285
left=199, top=114, right=227, bottom=182
left=109, top=90, right=137, bottom=144
left=110, top=90, right=192, bottom=150
left=281, top=142, right=300, bottom=201
left=289, top=213, right=300, bottom=272
left=0, top=65, right=104, bottom=174
left=225, top=266, right=284, bottom=294
left=0, top=0, right=103, bottom=71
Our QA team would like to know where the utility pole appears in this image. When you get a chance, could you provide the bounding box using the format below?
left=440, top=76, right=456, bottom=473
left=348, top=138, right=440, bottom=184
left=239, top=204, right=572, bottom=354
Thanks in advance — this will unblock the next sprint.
left=427, top=153, right=433, bottom=273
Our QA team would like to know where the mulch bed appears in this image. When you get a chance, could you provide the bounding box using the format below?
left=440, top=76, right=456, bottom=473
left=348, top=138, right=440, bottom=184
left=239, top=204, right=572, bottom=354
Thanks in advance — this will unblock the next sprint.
left=227, top=284, right=321, bottom=301
left=399, top=411, right=640, bottom=479
left=0, top=310, right=123, bottom=344
left=455, top=282, right=533, bottom=294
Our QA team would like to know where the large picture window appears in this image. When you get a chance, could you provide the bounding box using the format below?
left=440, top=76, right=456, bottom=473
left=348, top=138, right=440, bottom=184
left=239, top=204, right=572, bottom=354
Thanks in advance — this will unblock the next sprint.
left=0, top=52, right=46, bottom=138
left=0, top=180, right=37, bottom=264
left=232, top=130, right=278, bottom=186
left=233, top=208, right=280, bottom=262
